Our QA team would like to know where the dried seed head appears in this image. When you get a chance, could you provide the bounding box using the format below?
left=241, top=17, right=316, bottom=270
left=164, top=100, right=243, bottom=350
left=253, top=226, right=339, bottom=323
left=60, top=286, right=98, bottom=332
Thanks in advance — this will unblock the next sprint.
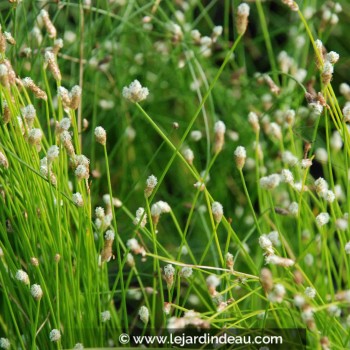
left=236, top=3, right=250, bottom=35
left=101, top=230, right=115, bottom=263
left=53, top=38, right=63, bottom=55
left=57, top=86, right=71, bottom=108
left=206, top=274, right=220, bottom=295
left=265, top=255, right=295, bottom=267
left=0, top=28, right=6, bottom=54
left=248, top=112, right=260, bottom=133
left=39, top=10, right=57, bottom=38
left=30, top=257, right=39, bottom=267
left=69, top=85, right=82, bottom=110
left=0, top=64, right=9, bottom=88
left=22, top=77, right=47, bottom=100
left=214, top=120, right=226, bottom=153
left=0, top=151, right=9, bottom=169
left=260, top=267, right=273, bottom=292
left=44, top=51, right=61, bottom=81
left=281, top=0, right=299, bottom=11
left=60, top=131, right=75, bottom=156
left=94, top=126, right=107, bottom=145
left=293, top=270, right=304, bottom=284
left=122, top=80, right=149, bottom=103
left=31, top=284, right=43, bottom=301
left=263, top=74, right=280, bottom=95
left=225, top=252, right=234, bottom=271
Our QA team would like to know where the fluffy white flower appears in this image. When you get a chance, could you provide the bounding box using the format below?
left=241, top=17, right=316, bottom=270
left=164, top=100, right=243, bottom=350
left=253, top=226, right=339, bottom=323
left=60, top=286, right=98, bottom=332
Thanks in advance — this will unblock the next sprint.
left=49, top=329, right=61, bottom=342
left=122, top=80, right=149, bottom=103
left=315, top=212, right=330, bottom=226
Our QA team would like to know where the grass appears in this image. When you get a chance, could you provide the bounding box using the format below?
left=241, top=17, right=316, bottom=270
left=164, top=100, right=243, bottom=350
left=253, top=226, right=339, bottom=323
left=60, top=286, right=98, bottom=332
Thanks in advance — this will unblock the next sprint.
left=1, top=0, right=350, bottom=349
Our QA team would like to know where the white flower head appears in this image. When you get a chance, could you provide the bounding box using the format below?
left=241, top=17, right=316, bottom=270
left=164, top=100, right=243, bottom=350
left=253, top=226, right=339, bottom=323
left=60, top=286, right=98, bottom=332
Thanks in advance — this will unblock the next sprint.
left=305, top=287, right=316, bottom=299
left=72, top=192, right=83, bottom=207
left=164, top=264, right=175, bottom=278
left=259, top=234, right=273, bottom=251
left=328, top=305, right=341, bottom=317
left=234, top=146, right=246, bottom=169
left=326, top=51, right=339, bottom=64
left=31, top=284, right=43, bottom=300
left=301, top=158, right=312, bottom=169
left=49, top=329, right=61, bottom=342
left=122, top=80, right=149, bottom=103
left=104, top=230, right=115, bottom=241
left=47, top=145, right=59, bottom=162
left=316, top=212, right=330, bottom=226
left=214, top=120, right=226, bottom=134
left=206, top=274, right=220, bottom=288
left=94, top=126, right=107, bottom=145
left=259, top=174, right=280, bottom=190
left=237, top=3, right=250, bottom=16
left=211, top=201, right=223, bottom=223
left=345, top=241, right=350, bottom=254
left=183, top=148, right=194, bottom=165
left=281, top=169, right=294, bottom=184
left=15, top=269, right=30, bottom=285
left=0, top=338, right=10, bottom=350
left=288, top=202, right=299, bottom=216
left=190, top=130, right=202, bottom=141
left=139, top=306, right=149, bottom=324
left=294, top=295, right=306, bottom=308
left=267, top=231, right=281, bottom=247
left=133, top=207, right=147, bottom=228
left=180, top=267, right=193, bottom=278
left=101, top=310, right=111, bottom=322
